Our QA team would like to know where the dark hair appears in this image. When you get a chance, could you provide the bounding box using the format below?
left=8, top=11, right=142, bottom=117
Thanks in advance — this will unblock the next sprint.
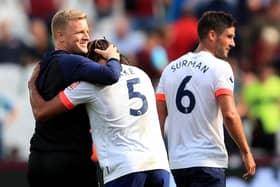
left=87, top=39, right=129, bottom=64
left=197, top=11, right=236, bottom=41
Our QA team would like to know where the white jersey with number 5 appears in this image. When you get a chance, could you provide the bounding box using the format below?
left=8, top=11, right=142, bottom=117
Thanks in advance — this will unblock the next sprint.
left=156, top=51, right=235, bottom=169
left=59, top=64, right=170, bottom=184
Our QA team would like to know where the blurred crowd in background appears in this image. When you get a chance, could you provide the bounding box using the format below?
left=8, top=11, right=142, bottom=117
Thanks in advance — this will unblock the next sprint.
left=0, top=0, right=279, bottom=181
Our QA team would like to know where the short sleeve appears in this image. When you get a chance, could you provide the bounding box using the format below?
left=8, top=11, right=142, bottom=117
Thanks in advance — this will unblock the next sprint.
left=156, top=70, right=167, bottom=101
left=59, top=81, right=95, bottom=109
left=214, top=62, right=234, bottom=97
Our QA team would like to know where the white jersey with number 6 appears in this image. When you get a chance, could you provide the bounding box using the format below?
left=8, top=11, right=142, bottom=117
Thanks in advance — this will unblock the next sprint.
left=156, top=51, right=235, bottom=169
left=59, top=64, right=170, bottom=184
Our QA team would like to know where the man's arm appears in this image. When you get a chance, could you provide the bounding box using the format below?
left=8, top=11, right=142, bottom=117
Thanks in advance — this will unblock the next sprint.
left=29, top=44, right=121, bottom=121
left=156, top=95, right=168, bottom=137
left=217, top=94, right=256, bottom=180
left=74, top=58, right=121, bottom=84
left=29, top=64, right=67, bottom=122
left=70, top=44, right=121, bottom=85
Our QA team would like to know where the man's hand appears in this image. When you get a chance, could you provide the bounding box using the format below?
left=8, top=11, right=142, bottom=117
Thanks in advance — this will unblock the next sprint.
left=94, top=44, right=120, bottom=61
left=242, top=151, right=256, bottom=180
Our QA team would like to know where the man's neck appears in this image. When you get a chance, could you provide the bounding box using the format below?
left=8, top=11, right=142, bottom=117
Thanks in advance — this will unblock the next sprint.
left=194, top=43, right=214, bottom=55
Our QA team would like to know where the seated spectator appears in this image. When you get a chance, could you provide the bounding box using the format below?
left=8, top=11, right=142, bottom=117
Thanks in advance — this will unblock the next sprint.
left=0, top=94, right=17, bottom=160
left=110, top=15, right=146, bottom=66
left=164, top=9, right=198, bottom=61
left=23, top=18, right=53, bottom=65
left=0, top=19, right=27, bottom=65
left=136, top=28, right=168, bottom=87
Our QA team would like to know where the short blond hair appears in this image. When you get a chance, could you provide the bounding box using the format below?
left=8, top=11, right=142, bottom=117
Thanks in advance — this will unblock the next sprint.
left=51, top=9, right=87, bottom=41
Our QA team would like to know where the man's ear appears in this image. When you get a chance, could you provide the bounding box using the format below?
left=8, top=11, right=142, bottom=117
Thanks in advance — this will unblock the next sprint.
left=56, top=31, right=65, bottom=43
left=208, top=30, right=217, bottom=42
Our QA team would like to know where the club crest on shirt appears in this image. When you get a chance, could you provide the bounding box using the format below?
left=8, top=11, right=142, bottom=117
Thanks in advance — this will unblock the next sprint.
left=68, top=81, right=80, bottom=90
left=229, top=76, right=234, bottom=84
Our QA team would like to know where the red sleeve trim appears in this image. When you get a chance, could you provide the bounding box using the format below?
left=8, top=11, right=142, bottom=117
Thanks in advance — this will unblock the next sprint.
left=59, top=91, right=74, bottom=110
left=156, top=93, right=166, bottom=101
left=91, top=144, right=98, bottom=161
left=215, top=88, right=233, bottom=97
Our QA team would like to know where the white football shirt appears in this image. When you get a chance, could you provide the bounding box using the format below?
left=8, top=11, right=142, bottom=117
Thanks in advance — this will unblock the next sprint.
left=59, top=64, right=170, bottom=183
left=156, top=51, right=234, bottom=169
